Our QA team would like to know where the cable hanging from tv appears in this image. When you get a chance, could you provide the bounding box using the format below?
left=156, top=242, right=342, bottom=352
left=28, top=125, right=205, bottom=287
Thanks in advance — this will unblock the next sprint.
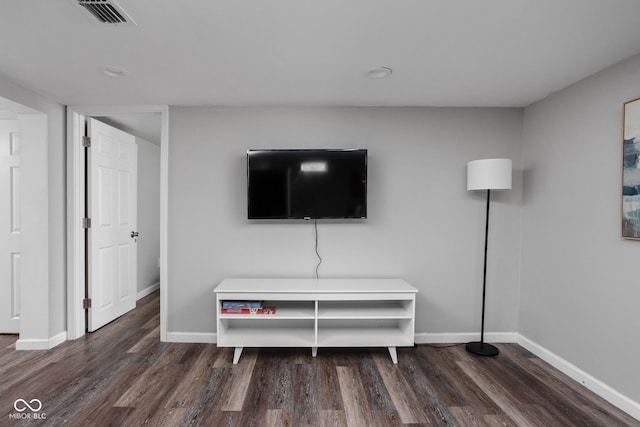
left=314, top=218, right=322, bottom=279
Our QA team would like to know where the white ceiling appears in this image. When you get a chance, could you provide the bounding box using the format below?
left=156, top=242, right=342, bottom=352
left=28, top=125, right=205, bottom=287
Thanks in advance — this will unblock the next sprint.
left=2, top=1, right=640, bottom=108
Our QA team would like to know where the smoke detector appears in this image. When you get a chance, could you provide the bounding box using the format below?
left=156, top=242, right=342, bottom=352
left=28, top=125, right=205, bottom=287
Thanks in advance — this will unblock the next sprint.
left=365, top=67, right=393, bottom=79
left=77, top=0, right=137, bottom=26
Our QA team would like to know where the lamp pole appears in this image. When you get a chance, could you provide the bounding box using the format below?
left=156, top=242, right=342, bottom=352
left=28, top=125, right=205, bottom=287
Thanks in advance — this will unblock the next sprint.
left=466, top=189, right=499, bottom=356
left=468, top=188, right=499, bottom=356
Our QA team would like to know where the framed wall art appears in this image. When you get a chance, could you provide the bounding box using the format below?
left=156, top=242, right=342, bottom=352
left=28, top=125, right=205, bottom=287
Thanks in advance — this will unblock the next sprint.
left=622, top=97, right=640, bottom=239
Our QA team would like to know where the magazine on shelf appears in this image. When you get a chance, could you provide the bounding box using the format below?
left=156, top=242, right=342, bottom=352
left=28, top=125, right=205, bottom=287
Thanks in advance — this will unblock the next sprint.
left=221, top=307, right=264, bottom=314
left=221, top=301, right=263, bottom=309
left=219, top=305, right=277, bottom=315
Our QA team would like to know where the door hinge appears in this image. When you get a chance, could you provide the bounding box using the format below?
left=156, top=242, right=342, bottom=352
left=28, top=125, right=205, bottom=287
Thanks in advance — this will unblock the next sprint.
left=82, top=217, right=92, bottom=229
left=82, top=136, right=91, bottom=148
left=83, top=298, right=92, bottom=309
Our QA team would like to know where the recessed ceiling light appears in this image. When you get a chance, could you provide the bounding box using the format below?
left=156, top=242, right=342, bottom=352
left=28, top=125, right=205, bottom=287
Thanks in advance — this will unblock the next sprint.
left=365, top=67, right=392, bottom=79
left=103, top=66, right=130, bottom=78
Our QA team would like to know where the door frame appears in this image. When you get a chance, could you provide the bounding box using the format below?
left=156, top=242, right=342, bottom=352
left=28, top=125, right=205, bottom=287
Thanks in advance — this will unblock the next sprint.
left=67, top=105, right=169, bottom=341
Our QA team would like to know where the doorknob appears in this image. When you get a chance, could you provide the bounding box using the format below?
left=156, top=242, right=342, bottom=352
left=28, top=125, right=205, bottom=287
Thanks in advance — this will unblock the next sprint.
left=131, top=231, right=139, bottom=238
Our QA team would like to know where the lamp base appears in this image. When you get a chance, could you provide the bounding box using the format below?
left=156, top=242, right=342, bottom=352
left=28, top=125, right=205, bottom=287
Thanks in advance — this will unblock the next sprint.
left=465, top=341, right=499, bottom=357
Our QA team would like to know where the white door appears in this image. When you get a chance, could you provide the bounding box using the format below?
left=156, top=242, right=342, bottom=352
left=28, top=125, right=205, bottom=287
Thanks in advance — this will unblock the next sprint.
left=0, top=119, right=20, bottom=333
left=88, top=118, right=138, bottom=331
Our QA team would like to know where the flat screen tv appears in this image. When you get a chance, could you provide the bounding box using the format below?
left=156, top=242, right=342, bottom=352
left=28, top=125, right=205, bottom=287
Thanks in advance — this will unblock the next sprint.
left=247, top=149, right=367, bottom=219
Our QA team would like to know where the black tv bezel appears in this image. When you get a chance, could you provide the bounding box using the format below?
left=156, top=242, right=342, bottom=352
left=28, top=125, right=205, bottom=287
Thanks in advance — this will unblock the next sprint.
left=246, top=148, right=368, bottom=220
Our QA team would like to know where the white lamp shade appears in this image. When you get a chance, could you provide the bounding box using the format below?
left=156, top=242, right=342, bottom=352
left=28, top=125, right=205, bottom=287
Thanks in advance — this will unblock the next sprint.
left=467, top=158, right=512, bottom=191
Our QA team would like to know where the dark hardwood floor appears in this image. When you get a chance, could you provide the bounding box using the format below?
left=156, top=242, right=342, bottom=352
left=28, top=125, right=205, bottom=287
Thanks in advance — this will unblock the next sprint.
left=1, top=292, right=637, bottom=426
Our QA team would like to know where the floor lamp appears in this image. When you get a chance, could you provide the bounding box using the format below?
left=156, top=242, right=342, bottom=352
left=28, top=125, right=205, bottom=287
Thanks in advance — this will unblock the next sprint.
left=466, top=158, right=512, bottom=357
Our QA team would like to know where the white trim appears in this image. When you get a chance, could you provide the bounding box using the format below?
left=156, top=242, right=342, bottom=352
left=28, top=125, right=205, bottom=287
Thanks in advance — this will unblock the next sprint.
left=159, top=107, right=169, bottom=342
left=517, top=334, right=640, bottom=421
left=48, top=331, right=68, bottom=349
left=66, top=105, right=169, bottom=342
left=16, top=339, right=50, bottom=350
left=137, top=281, right=160, bottom=300
left=166, top=332, right=217, bottom=344
left=65, top=110, right=85, bottom=340
left=414, top=331, right=518, bottom=344
left=16, top=331, right=67, bottom=350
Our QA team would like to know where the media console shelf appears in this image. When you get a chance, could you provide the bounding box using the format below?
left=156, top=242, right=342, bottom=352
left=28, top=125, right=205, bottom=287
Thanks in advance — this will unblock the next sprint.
left=214, top=278, right=418, bottom=364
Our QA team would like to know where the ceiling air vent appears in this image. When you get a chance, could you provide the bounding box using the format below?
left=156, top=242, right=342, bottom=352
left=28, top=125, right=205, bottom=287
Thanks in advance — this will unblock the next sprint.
left=77, top=0, right=136, bottom=25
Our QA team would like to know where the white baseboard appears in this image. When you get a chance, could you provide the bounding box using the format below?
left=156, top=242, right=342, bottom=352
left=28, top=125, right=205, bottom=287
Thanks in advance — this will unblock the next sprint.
left=166, top=332, right=217, bottom=344
left=16, top=331, right=67, bottom=350
left=517, top=334, right=640, bottom=421
left=49, top=331, right=67, bottom=348
left=137, top=281, right=160, bottom=300
left=414, top=331, right=518, bottom=344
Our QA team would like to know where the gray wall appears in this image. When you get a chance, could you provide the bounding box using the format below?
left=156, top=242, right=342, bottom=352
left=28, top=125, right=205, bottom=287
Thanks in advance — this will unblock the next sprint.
left=137, top=138, right=161, bottom=294
left=521, top=53, right=640, bottom=402
left=168, top=106, right=523, bottom=335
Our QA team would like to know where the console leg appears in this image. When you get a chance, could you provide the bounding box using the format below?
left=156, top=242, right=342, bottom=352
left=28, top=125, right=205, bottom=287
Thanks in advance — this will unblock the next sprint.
left=312, top=346, right=318, bottom=358
left=233, top=347, right=243, bottom=364
left=388, top=346, right=398, bottom=364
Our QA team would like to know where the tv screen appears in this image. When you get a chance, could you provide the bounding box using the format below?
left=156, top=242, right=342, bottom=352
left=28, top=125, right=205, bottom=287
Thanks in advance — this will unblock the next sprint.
left=247, top=149, right=367, bottom=219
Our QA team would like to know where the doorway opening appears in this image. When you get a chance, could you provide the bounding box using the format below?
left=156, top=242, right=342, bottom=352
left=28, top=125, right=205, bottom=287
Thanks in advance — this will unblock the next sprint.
left=0, top=96, right=50, bottom=349
left=67, top=106, right=168, bottom=340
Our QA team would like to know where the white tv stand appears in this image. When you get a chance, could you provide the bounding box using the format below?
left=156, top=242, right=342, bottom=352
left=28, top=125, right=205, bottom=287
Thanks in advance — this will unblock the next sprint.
left=214, top=278, right=418, bottom=364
